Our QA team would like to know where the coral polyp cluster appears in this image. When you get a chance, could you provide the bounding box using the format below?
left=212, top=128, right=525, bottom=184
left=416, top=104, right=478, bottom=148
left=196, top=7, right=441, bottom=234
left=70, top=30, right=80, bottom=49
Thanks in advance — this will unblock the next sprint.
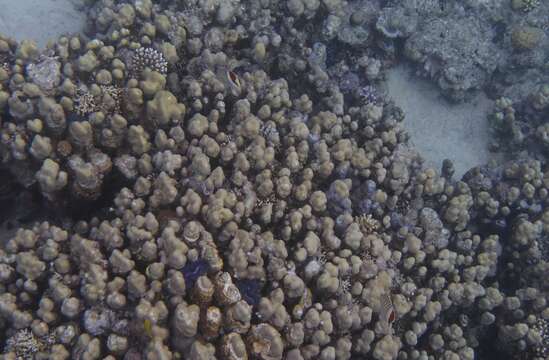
left=0, top=0, right=548, bottom=359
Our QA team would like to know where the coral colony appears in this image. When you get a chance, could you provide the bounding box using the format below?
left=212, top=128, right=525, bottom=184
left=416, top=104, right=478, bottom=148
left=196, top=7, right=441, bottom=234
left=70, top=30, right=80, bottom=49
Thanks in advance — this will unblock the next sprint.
left=0, top=0, right=549, bottom=359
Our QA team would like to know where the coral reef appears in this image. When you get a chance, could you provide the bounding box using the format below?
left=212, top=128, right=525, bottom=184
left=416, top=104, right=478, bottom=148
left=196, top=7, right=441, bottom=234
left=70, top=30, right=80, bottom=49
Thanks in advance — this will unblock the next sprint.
left=404, top=16, right=502, bottom=101
left=489, top=83, right=549, bottom=159
left=373, top=0, right=549, bottom=102
left=0, top=0, right=548, bottom=359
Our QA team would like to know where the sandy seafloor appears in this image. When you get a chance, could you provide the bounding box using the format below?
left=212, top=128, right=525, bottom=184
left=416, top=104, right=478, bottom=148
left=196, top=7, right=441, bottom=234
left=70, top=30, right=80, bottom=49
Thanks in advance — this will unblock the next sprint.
left=0, top=0, right=86, bottom=49
left=385, top=66, right=499, bottom=178
left=0, top=0, right=501, bottom=234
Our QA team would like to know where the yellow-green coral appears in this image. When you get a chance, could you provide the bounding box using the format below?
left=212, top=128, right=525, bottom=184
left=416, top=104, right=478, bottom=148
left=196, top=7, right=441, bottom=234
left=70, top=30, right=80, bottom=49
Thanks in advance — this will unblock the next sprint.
left=146, top=90, right=185, bottom=126
left=511, top=26, right=542, bottom=51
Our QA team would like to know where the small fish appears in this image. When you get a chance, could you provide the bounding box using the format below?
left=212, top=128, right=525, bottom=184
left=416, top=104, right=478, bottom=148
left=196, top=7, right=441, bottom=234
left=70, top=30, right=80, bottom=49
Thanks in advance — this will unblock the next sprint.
left=143, top=319, right=153, bottom=338
left=214, top=62, right=246, bottom=97
left=378, top=293, right=396, bottom=334
left=225, top=69, right=242, bottom=96
left=388, top=308, right=397, bottom=324
left=227, top=70, right=241, bottom=89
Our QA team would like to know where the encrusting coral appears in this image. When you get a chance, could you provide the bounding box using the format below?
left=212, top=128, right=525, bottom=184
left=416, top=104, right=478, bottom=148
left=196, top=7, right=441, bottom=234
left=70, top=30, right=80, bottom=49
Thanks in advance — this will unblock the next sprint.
left=0, top=0, right=548, bottom=360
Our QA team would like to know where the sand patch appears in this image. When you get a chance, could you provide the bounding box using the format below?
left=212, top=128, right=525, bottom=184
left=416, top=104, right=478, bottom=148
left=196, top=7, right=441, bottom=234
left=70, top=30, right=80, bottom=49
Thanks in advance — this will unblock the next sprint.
left=385, top=65, right=498, bottom=178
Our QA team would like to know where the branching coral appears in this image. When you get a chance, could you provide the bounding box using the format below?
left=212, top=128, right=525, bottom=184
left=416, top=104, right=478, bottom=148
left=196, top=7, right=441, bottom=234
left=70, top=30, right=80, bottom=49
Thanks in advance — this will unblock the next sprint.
left=131, top=47, right=168, bottom=76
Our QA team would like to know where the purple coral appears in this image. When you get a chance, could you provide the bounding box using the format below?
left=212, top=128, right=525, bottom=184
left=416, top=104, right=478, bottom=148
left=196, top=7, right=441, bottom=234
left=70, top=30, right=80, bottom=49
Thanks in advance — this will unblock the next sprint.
left=181, top=259, right=210, bottom=289
left=235, top=279, right=264, bottom=307
left=339, top=72, right=360, bottom=94
left=358, top=85, right=379, bottom=104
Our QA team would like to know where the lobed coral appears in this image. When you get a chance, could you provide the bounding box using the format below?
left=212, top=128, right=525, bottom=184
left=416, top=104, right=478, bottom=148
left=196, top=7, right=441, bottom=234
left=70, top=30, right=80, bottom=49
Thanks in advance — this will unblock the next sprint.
left=0, top=0, right=548, bottom=360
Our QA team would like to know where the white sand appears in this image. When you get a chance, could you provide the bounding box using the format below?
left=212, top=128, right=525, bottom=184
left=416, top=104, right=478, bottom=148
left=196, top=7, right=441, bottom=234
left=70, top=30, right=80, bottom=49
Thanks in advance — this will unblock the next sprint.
left=385, top=65, right=498, bottom=178
left=0, top=0, right=86, bottom=48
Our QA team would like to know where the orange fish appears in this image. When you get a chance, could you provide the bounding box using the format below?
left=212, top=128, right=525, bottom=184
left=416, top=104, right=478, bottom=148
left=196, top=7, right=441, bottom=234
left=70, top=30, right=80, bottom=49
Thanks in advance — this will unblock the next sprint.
left=227, top=70, right=241, bottom=88
left=214, top=63, right=245, bottom=97
left=225, top=69, right=242, bottom=96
